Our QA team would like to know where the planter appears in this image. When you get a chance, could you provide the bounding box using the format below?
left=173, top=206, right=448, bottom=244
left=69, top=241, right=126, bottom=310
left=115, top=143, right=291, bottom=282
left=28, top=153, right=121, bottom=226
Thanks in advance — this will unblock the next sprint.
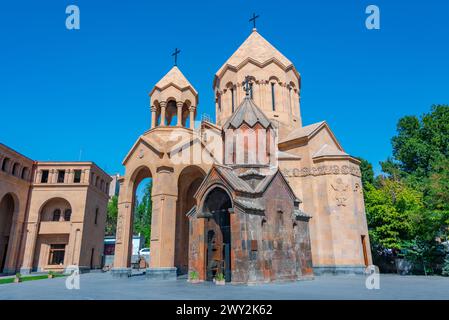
left=48, top=274, right=55, bottom=279
left=189, top=279, right=201, bottom=284
left=14, top=277, right=21, bottom=283
left=215, top=280, right=225, bottom=286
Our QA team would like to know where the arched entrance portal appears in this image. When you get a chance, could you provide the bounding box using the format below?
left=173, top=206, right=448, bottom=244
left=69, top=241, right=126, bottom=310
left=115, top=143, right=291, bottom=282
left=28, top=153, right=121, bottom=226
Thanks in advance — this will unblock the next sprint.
left=130, top=166, right=152, bottom=268
left=0, top=194, right=15, bottom=273
left=203, top=187, right=232, bottom=282
left=176, top=166, right=205, bottom=274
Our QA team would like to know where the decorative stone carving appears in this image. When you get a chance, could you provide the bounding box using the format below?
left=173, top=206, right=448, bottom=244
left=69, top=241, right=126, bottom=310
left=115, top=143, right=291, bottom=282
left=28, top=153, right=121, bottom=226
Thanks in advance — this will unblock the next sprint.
left=331, top=178, right=349, bottom=207
left=281, top=164, right=361, bottom=178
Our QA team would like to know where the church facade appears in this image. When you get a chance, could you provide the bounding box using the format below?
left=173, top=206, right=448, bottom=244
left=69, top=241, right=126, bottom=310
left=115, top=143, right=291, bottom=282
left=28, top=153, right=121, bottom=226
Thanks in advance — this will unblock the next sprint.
left=112, top=28, right=372, bottom=282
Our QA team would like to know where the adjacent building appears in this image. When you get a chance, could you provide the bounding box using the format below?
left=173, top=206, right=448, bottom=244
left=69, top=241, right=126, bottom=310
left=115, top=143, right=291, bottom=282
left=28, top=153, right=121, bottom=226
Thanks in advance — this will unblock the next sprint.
left=0, top=143, right=111, bottom=274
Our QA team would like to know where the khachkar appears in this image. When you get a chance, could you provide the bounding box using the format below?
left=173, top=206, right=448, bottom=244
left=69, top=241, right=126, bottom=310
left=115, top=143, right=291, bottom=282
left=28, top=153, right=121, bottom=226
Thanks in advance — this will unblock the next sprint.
left=112, top=26, right=372, bottom=279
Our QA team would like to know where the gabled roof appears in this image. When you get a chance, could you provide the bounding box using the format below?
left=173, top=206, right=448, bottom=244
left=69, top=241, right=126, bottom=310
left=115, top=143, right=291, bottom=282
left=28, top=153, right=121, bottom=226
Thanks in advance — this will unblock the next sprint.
left=150, top=66, right=198, bottom=96
left=223, top=96, right=272, bottom=129
left=280, top=121, right=326, bottom=143
left=278, top=121, right=344, bottom=151
left=312, top=143, right=348, bottom=159
left=215, top=29, right=296, bottom=80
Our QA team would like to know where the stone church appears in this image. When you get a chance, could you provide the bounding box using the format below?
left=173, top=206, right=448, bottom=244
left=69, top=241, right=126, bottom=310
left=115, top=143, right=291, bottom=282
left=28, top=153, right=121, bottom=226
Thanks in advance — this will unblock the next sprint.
left=112, top=28, right=372, bottom=283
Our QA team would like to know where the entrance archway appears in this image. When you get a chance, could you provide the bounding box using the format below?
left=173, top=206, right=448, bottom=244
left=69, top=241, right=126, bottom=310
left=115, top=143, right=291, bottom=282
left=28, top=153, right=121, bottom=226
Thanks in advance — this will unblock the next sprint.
left=129, top=166, right=153, bottom=268
left=0, top=194, right=15, bottom=273
left=175, top=166, right=205, bottom=274
left=202, top=187, right=232, bottom=282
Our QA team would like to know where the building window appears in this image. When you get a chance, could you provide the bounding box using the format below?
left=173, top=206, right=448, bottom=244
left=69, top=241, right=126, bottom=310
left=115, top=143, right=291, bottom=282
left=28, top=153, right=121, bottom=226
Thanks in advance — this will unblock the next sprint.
left=95, top=208, right=99, bottom=225
left=217, top=94, right=221, bottom=111
left=57, top=170, right=65, bottom=183
left=271, top=83, right=276, bottom=111
left=48, top=244, right=65, bottom=265
left=64, top=209, right=72, bottom=221
left=1, top=158, right=10, bottom=172
left=21, top=167, right=29, bottom=180
left=52, top=209, right=61, bottom=221
left=231, top=88, right=235, bottom=113
left=12, top=163, right=19, bottom=176
left=74, top=170, right=82, bottom=183
left=250, top=83, right=253, bottom=99
left=41, top=170, right=49, bottom=183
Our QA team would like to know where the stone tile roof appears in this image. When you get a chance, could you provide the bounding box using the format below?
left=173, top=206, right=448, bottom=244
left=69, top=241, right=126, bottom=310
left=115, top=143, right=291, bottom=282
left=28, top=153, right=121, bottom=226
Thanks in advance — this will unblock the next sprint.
left=215, top=165, right=253, bottom=193
left=216, top=29, right=293, bottom=77
left=154, top=66, right=198, bottom=94
left=312, top=143, right=348, bottom=158
left=279, top=121, right=325, bottom=144
left=223, top=97, right=271, bottom=129
left=234, top=197, right=265, bottom=212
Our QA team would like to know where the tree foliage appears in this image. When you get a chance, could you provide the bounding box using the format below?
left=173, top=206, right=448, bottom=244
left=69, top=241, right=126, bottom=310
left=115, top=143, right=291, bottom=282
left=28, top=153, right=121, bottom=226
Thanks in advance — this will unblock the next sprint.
left=106, top=195, right=118, bottom=236
left=362, top=105, right=449, bottom=274
left=134, top=181, right=153, bottom=247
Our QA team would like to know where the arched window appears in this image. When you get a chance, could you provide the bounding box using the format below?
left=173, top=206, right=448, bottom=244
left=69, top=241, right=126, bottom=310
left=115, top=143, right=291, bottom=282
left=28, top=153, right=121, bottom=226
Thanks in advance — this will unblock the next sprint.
left=271, top=82, right=276, bottom=111
left=52, top=209, right=61, bottom=222
left=21, top=167, right=29, bottom=180
left=12, top=163, right=19, bottom=176
left=64, top=209, right=72, bottom=221
left=2, top=158, right=10, bottom=172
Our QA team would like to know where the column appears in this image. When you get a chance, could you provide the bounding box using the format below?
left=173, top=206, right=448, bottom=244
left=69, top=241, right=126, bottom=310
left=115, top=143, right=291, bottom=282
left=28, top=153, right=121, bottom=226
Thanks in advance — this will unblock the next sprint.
left=36, top=170, right=42, bottom=183
left=64, top=169, right=70, bottom=184
left=112, top=178, right=133, bottom=277
left=150, top=106, right=157, bottom=129
left=189, top=106, right=195, bottom=129
left=160, top=101, right=167, bottom=126
left=147, top=167, right=178, bottom=280
left=83, top=168, right=91, bottom=184
left=20, top=222, right=38, bottom=274
left=176, top=101, right=183, bottom=127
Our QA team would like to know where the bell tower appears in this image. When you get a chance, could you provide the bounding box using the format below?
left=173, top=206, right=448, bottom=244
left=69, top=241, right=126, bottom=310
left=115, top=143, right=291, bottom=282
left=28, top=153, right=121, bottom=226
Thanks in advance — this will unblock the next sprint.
left=214, top=28, right=302, bottom=139
left=149, top=66, right=198, bottom=129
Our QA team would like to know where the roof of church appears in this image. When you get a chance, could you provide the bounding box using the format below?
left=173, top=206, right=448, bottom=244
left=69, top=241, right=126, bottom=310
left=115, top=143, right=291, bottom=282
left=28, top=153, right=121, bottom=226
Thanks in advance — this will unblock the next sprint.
left=216, top=29, right=294, bottom=78
left=280, top=121, right=326, bottom=143
left=152, top=66, right=198, bottom=95
left=222, top=96, right=272, bottom=129
left=312, top=143, right=348, bottom=158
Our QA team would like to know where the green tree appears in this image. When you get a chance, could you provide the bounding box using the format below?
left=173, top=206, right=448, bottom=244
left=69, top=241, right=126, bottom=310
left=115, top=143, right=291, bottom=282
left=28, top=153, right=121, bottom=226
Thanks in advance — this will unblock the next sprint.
left=356, top=157, right=375, bottom=190
left=134, top=181, right=153, bottom=247
left=105, top=195, right=118, bottom=236
left=390, top=105, right=449, bottom=177
left=365, top=178, right=422, bottom=250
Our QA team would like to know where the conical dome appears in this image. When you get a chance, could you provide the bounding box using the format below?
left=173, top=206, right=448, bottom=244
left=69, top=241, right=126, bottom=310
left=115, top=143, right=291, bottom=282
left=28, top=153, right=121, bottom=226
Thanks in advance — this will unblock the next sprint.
left=214, top=29, right=302, bottom=139
left=215, top=29, right=296, bottom=81
left=151, top=66, right=197, bottom=96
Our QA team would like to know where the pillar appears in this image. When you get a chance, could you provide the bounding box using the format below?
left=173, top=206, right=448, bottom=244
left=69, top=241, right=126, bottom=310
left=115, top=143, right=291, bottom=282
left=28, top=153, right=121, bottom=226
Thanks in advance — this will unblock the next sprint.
left=160, top=101, right=167, bottom=126
left=146, top=166, right=178, bottom=280
left=151, top=106, right=157, bottom=129
left=112, top=177, right=133, bottom=277
left=176, top=101, right=183, bottom=127
left=189, top=106, right=195, bottom=129
left=20, top=222, right=38, bottom=274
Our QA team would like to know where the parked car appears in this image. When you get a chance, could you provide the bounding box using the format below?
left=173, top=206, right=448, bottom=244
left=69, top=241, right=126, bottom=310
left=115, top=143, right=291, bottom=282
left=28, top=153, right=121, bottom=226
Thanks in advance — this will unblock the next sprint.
left=139, top=248, right=150, bottom=256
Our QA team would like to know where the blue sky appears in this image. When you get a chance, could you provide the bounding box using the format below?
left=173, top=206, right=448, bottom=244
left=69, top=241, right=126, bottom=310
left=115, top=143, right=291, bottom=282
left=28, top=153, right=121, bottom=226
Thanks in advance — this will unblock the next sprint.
left=1, top=0, right=448, bottom=175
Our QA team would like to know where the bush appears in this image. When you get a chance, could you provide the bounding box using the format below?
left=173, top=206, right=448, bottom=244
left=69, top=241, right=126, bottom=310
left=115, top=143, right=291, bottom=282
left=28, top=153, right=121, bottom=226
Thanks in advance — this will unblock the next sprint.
left=442, top=256, right=449, bottom=277
left=215, top=273, right=225, bottom=281
left=189, top=271, right=198, bottom=280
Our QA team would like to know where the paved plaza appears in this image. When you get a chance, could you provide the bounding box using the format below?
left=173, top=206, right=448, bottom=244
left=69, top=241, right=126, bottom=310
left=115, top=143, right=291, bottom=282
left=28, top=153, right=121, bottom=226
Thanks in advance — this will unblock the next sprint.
left=1, top=272, right=449, bottom=300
